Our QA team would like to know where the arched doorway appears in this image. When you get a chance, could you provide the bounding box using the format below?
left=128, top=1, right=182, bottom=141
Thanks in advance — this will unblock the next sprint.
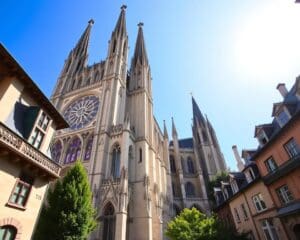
left=102, top=203, right=115, bottom=240
left=0, top=225, right=17, bottom=240
left=293, top=224, right=300, bottom=239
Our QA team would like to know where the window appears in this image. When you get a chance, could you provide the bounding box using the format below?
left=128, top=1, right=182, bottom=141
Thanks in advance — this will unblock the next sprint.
left=252, top=193, right=267, bottom=212
left=187, top=157, right=195, bottom=174
left=84, top=135, right=94, bottom=161
left=64, top=137, right=82, bottom=164
left=111, top=145, right=121, bottom=178
left=245, top=168, right=255, bottom=183
left=276, top=185, right=294, bottom=205
left=139, top=148, right=142, bottom=163
left=181, top=157, right=186, bottom=173
left=28, top=128, right=44, bottom=149
left=277, top=110, right=289, bottom=127
left=257, top=131, right=268, bottom=145
left=241, top=203, right=248, bottom=220
left=234, top=208, right=241, bottom=223
left=38, top=112, right=50, bottom=131
left=261, top=219, right=279, bottom=240
left=170, top=155, right=176, bottom=173
left=284, top=138, right=300, bottom=158
left=9, top=172, right=34, bottom=208
left=264, top=157, right=278, bottom=173
left=172, top=182, right=177, bottom=197
left=231, top=180, right=239, bottom=194
left=185, top=182, right=195, bottom=197
left=51, top=140, right=62, bottom=163
left=0, top=225, right=17, bottom=240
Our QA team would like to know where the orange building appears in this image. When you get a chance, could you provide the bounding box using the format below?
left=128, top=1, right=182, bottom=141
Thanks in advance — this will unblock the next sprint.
left=214, top=79, right=300, bottom=240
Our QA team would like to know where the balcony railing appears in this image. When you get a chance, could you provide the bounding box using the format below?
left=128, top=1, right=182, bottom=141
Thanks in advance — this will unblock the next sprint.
left=263, top=154, right=300, bottom=185
left=0, top=122, right=61, bottom=177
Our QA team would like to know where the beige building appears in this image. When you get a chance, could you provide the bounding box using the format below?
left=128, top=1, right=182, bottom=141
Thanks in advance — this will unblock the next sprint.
left=0, top=44, right=68, bottom=239
left=49, top=5, right=226, bottom=240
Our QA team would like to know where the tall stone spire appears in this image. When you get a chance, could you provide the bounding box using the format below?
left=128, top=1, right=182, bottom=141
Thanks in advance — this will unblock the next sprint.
left=192, top=97, right=206, bottom=127
left=172, top=117, right=178, bottom=138
left=131, top=22, right=149, bottom=68
left=113, top=5, right=127, bottom=38
left=163, top=120, right=169, bottom=139
left=62, top=19, right=93, bottom=76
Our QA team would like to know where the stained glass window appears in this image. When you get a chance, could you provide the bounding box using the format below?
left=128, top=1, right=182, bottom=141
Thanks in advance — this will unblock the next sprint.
left=63, top=95, right=99, bottom=130
left=64, top=137, right=82, bottom=164
left=51, top=141, right=62, bottom=163
left=84, top=135, right=94, bottom=161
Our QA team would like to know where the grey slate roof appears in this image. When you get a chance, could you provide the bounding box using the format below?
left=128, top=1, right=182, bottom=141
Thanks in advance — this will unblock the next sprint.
left=169, top=138, right=194, bottom=149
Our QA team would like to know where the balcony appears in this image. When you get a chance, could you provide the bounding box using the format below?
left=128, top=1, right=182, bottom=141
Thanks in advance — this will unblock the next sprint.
left=0, top=122, right=61, bottom=178
left=263, top=154, right=300, bottom=185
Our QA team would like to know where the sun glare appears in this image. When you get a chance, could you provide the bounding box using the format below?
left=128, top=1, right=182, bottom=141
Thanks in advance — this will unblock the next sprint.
left=235, top=0, right=300, bottom=78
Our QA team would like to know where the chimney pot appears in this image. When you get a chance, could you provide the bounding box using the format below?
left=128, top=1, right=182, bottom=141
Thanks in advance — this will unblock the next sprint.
left=276, top=83, right=288, bottom=98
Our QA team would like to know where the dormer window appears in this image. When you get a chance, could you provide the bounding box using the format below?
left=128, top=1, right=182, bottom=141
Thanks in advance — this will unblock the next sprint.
left=223, top=188, right=229, bottom=199
left=245, top=167, right=255, bottom=183
left=257, top=131, right=268, bottom=146
left=231, top=180, right=239, bottom=194
left=277, top=110, right=290, bottom=127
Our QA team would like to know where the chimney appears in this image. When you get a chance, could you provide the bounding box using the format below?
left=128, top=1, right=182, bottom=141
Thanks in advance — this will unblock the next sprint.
left=276, top=83, right=288, bottom=98
left=232, top=145, right=244, bottom=171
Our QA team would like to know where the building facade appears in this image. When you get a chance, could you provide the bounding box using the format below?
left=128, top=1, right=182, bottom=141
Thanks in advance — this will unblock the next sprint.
left=213, top=79, right=300, bottom=240
left=0, top=44, right=68, bottom=240
left=49, top=6, right=226, bottom=240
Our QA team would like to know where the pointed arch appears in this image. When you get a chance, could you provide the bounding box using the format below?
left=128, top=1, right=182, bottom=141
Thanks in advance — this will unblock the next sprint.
left=84, top=135, right=94, bottom=161
left=102, top=202, right=115, bottom=240
left=111, top=144, right=121, bottom=178
left=50, top=140, right=63, bottom=163
left=185, top=182, right=195, bottom=197
left=64, top=136, right=82, bottom=164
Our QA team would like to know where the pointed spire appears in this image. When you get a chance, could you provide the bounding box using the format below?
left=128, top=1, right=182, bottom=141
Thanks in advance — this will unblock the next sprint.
left=232, top=145, right=244, bottom=171
left=73, top=19, right=94, bottom=58
left=171, top=117, right=178, bottom=137
left=192, top=96, right=206, bottom=127
left=132, top=22, right=149, bottom=67
left=163, top=120, right=169, bottom=139
left=113, top=5, right=127, bottom=38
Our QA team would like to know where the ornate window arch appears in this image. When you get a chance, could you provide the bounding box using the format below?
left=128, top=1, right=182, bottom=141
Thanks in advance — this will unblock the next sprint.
left=51, top=140, right=63, bottom=163
left=0, top=218, right=22, bottom=240
left=0, top=225, right=17, bottom=240
left=185, top=182, right=195, bottom=197
left=187, top=157, right=195, bottom=174
left=84, top=135, right=94, bottom=161
left=102, top=202, right=115, bottom=240
left=111, top=144, right=121, bottom=178
left=64, top=136, right=82, bottom=164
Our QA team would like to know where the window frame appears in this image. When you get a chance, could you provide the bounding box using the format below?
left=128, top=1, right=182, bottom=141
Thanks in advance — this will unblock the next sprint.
left=7, top=178, right=32, bottom=210
left=252, top=193, right=267, bottom=212
left=261, top=219, right=279, bottom=240
left=264, top=157, right=278, bottom=173
left=241, top=203, right=249, bottom=220
left=234, top=207, right=241, bottom=223
left=284, top=138, right=300, bottom=158
left=276, top=184, right=294, bottom=205
left=276, top=109, right=290, bottom=127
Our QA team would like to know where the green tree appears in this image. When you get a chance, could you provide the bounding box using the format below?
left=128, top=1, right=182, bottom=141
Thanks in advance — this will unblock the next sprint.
left=207, top=171, right=229, bottom=205
left=165, top=208, right=247, bottom=240
left=33, top=161, right=97, bottom=240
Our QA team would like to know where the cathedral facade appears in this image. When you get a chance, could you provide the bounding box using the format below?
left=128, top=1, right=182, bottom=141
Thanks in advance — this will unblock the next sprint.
left=50, top=6, right=226, bottom=240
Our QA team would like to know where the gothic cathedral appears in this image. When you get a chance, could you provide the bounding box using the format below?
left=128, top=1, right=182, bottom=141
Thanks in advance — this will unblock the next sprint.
left=50, top=6, right=226, bottom=240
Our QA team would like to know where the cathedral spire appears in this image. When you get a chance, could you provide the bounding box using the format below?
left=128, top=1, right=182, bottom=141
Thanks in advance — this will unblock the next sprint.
left=131, top=22, right=149, bottom=68
left=172, top=117, right=178, bottom=138
left=163, top=120, right=169, bottom=139
left=113, top=5, right=127, bottom=38
left=192, top=96, right=206, bottom=127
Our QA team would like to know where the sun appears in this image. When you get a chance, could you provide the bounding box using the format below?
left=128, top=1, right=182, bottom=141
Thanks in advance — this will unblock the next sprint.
left=234, top=0, right=300, bottom=78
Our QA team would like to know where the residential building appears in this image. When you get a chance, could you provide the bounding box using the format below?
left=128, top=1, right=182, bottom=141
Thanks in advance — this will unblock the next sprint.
left=0, top=44, right=68, bottom=240
left=213, top=79, right=300, bottom=240
left=49, top=6, right=226, bottom=240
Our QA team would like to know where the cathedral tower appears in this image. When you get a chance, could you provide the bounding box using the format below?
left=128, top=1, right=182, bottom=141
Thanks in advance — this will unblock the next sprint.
left=49, top=6, right=226, bottom=240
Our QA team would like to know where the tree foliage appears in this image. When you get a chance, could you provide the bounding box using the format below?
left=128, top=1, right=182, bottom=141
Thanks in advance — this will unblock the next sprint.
left=165, top=208, right=247, bottom=240
left=33, top=161, right=97, bottom=240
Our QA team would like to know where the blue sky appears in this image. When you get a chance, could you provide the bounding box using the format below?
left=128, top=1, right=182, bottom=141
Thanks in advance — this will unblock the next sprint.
left=2, top=0, right=300, bottom=170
